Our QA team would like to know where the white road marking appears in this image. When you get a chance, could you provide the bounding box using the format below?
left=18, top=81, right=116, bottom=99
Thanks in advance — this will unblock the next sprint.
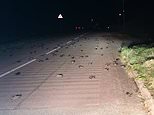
left=0, top=59, right=36, bottom=78
left=74, top=37, right=79, bottom=40
left=66, top=41, right=72, bottom=44
left=74, top=33, right=87, bottom=40
left=46, top=46, right=61, bottom=55
left=46, top=33, right=86, bottom=55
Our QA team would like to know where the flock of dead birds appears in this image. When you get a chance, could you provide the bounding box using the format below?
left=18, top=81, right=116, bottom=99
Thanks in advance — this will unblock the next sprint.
left=12, top=37, right=132, bottom=100
left=14, top=38, right=127, bottom=79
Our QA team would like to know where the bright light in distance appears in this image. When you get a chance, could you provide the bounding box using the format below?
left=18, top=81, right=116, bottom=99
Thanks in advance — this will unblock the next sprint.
left=119, top=13, right=122, bottom=16
left=75, top=26, right=84, bottom=30
left=91, top=19, right=94, bottom=22
left=58, top=14, right=63, bottom=19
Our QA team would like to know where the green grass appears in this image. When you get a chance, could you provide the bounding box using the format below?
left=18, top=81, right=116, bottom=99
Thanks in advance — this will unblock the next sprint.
left=120, top=43, right=154, bottom=96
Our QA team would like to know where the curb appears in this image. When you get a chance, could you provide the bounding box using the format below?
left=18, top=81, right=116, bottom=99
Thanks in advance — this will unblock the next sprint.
left=128, top=71, right=154, bottom=115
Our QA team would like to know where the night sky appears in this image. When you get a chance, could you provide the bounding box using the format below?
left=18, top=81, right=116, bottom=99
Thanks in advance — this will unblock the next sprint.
left=0, top=0, right=153, bottom=37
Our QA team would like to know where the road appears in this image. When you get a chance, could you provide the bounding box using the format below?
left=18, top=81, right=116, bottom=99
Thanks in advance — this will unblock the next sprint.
left=0, top=33, right=146, bottom=115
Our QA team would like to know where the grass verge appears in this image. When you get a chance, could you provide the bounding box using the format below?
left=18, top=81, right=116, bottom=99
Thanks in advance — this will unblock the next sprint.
left=120, top=42, right=154, bottom=98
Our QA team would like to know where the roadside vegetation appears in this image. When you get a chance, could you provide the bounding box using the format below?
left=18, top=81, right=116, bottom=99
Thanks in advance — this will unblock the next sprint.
left=120, top=42, right=154, bottom=98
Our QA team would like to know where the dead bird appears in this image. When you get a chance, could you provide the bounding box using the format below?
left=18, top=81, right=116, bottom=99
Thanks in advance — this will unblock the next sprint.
left=89, top=75, right=96, bottom=79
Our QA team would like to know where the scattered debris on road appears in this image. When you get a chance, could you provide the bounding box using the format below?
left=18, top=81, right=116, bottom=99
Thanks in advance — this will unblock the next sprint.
left=113, top=60, right=119, bottom=66
left=38, top=59, right=44, bottom=62
left=116, top=58, right=120, bottom=61
left=55, top=50, right=58, bottom=53
left=104, top=67, right=109, bottom=71
left=15, top=72, right=21, bottom=75
left=80, top=55, right=84, bottom=58
left=52, top=53, right=57, bottom=56
left=79, top=65, right=84, bottom=68
left=71, top=60, right=75, bottom=63
left=126, top=91, right=133, bottom=97
left=45, top=58, right=49, bottom=60
left=105, top=62, right=111, bottom=66
left=16, top=60, right=21, bottom=63
left=121, top=64, right=126, bottom=68
left=56, top=74, right=63, bottom=78
left=60, top=54, right=65, bottom=57
left=11, top=94, right=22, bottom=100
left=89, top=75, right=96, bottom=79
left=95, top=47, right=98, bottom=50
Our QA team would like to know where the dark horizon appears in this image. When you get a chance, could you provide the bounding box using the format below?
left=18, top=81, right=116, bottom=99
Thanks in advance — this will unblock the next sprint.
left=0, top=0, right=154, bottom=37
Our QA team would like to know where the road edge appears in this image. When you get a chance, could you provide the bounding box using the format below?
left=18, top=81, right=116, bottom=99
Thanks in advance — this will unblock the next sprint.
left=128, top=71, right=154, bottom=115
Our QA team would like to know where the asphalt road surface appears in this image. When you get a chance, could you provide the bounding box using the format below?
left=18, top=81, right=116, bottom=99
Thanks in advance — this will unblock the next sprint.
left=0, top=33, right=146, bottom=115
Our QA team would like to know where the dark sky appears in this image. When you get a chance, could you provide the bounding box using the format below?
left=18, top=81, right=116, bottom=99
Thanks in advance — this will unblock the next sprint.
left=0, top=0, right=153, bottom=36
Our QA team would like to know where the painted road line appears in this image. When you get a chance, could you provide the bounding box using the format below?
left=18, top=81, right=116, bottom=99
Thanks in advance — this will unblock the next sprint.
left=74, top=37, right=79, bottom=40
left=46, top=46, right=61, bottom=55
left=0, top=59, right=36, bottom=78
left=66, top=41, right=72, bottom=44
